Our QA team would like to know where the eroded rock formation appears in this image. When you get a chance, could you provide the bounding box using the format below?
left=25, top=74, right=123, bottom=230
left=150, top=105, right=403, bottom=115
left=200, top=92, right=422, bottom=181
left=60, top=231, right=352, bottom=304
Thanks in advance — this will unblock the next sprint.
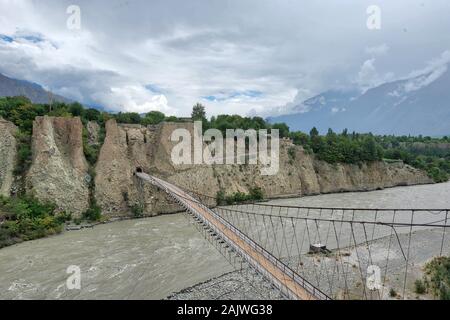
left=0, top=117, right=18, bottom=196
left=1, top=115, right=434, bottom=218
left=94, top=121, right=432, bottom=216
left=211, top=142, right=432, bottom=198
left=94, top=120, right=185, bottom=216
left=26, top=116, right=90, bottom=216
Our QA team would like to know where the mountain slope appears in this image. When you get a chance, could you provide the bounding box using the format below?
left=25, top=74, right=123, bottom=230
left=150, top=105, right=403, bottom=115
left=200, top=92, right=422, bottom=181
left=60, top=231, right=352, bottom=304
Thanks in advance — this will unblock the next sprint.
left=269, top=68, right=450, bottom=136
left=0, top=72, right=70, bottom=104
left=267, top=89, right=359, bottom=134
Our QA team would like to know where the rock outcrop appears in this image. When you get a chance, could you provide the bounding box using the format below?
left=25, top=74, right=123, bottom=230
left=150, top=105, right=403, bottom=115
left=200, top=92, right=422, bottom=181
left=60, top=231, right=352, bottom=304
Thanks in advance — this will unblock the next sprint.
left=94, top=121, right=433, bottom=216
left=3, top=116, right=434, bottom=217
left=86, top=121, right=100, bottom=146
left=26, top=116, right=90, bottom=216
left=0, top=118, right=18, bottom=197
left=94, top=120, right=183, bottom=216
left=211, top=142, right=432, bottom=198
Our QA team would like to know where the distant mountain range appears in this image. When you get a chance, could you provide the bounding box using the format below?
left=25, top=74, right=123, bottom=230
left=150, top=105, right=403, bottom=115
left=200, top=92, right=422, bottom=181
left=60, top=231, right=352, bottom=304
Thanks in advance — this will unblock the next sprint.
left=0, top=72, right=71, bottom=104
left=2, top=69, right=449, bottom=136
left=268, top=67, right=450, bottom=136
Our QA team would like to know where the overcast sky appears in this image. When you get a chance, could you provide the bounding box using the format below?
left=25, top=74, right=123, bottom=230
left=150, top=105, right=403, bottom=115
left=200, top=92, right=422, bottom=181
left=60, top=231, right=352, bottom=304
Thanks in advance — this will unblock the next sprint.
left=0, top=0, right=449, bottom=117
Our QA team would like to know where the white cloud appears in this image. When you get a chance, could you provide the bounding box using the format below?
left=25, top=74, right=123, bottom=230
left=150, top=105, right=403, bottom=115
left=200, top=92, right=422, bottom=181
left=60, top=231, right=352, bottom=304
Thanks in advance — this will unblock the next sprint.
left=365, top=44, right=389, bottom=57
left=92, top=85, right=175, bottom=114
left=404, top=50, right=450, bottom=92
left=356, top=58, right=395, bottom=91
left=0, top=0, right=449, bottom=117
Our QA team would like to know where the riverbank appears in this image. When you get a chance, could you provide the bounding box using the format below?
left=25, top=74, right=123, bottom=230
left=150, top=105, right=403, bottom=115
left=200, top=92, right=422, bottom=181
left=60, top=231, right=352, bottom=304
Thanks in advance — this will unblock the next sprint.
left=0, top=182, right=449, bottom=300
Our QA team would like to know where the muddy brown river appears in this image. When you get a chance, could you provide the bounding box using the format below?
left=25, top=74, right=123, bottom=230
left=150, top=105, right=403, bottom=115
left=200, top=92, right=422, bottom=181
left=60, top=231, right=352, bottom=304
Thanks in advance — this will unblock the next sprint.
left=1, top=182, right=449, bottom=300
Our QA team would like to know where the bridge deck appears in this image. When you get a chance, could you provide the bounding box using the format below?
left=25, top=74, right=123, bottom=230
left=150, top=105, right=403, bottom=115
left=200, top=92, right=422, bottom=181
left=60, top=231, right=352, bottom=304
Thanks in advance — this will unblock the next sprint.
left=137, top=173, right=329, bottom=300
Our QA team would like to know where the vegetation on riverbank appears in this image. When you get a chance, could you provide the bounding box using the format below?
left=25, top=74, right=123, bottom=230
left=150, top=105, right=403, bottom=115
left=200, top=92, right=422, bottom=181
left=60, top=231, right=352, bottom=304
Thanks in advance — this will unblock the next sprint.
left=291, top=128, right=449, bottom=183
left=216, top=187, right=264, bottom=205
left=0, top=195, right=71, bottom=249
left=415, top=256, right=450, bottom=300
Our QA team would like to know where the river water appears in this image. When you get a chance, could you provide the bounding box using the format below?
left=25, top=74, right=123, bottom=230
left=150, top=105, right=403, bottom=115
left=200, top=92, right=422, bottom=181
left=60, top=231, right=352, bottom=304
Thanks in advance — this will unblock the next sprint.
left=1, top=182, right=449, bottom=300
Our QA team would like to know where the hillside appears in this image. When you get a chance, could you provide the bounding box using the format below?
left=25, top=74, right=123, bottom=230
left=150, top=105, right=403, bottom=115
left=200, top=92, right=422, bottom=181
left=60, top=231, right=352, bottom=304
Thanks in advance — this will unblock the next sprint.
left=0, top=72, right=70, bottom=104
left=269, top=67, right=450, bottom=136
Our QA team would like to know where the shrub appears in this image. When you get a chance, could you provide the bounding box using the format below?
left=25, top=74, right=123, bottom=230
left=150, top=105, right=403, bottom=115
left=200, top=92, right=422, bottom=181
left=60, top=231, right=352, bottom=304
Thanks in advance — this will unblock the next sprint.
left=131, top=204, right=144, bottom=218
left=414, top=279, right=426, bottom=294
left=55, top=211, right=72, bottom=224
left=13, top=131, right=32, bottom=176
left=232, top=191, right=248, bottom=203
left=249, top=187, right=264, bottom=201
left=389, top=288, right=397, bottom=297
left=216, top=187, right=264, bottom=205
left=422, top=256, right=450, bottom=300
left=82, top=127, right=101, bottom=166
left=288, top=147, right=296, bottom=161
left=82, top=201, right=102, bottom=222
left=0, top=195, right=65, bottom=248
left=216, top=190, right=226, bottom=206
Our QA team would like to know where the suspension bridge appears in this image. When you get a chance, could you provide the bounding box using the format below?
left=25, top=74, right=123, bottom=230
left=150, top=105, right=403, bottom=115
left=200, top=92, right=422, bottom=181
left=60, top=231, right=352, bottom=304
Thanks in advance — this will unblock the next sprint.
left=136, top=171, right=450, bottom=300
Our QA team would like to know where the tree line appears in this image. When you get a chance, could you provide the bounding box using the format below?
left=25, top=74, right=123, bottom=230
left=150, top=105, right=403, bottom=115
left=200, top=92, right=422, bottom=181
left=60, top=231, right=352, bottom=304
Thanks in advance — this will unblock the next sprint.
left=1, top=96, right=449, bottom=182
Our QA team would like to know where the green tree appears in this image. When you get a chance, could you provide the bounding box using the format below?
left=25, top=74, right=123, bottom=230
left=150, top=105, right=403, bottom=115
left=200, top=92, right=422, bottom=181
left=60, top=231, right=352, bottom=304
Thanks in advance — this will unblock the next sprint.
left=84, top=108, right=101, bottom=122
left=290, top=131, right=310, bottom=146
left=310, top=127, right=319, bottom=138
left=272, top=123, right=290, bottom=138
left=191, top=103, right=206, bottom=121
left=69, top=102, right=84, bottom=117
left=141, top=111, right=165, bottom=125
left=115, top=112, right=141, bottom=124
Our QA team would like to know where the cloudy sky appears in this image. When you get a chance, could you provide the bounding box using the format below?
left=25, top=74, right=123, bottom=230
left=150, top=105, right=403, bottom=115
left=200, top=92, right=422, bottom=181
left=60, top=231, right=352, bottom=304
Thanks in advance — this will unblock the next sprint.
left=0, top=0, right=449, bottom=117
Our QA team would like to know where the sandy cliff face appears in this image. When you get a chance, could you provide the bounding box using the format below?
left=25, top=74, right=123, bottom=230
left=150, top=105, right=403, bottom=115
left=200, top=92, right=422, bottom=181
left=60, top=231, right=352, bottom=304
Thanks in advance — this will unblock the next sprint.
left=313, top=160, right=430, bottom=193
left=94, top=120, right=183, bottom=216
left=0, top=118, right=18, bottom=197
left=212, top=142, right=432, bottom=198
left=26, top=116, right=90, bottom=216
left=95, top=121, right=432, bottom=216
left=6, top=117, right=433, bottom=217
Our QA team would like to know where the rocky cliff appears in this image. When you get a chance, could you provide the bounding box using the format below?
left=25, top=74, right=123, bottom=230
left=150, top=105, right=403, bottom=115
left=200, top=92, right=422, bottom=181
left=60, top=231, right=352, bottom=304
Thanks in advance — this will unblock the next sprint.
left=94, top=121, right=432, bottom=216
left=94, top=120, right=183, bottom=216
left=26, top=116, right=90, bottom=216
left=194, top=141, right=431, bottom=198
left=0, top=117, right=18, bottom=196
left=0, top=116, right=434, bottom=217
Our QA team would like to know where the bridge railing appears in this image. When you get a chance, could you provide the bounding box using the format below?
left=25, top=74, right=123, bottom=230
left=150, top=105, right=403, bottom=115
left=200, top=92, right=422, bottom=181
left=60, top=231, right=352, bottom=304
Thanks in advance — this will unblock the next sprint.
left=140, top=174, right=330, bottom=300
left=173, top=186, right=450, bottom=300
left=138, top=174, right=450, bottom=300
left=213, top=204, right=450, bottom=300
